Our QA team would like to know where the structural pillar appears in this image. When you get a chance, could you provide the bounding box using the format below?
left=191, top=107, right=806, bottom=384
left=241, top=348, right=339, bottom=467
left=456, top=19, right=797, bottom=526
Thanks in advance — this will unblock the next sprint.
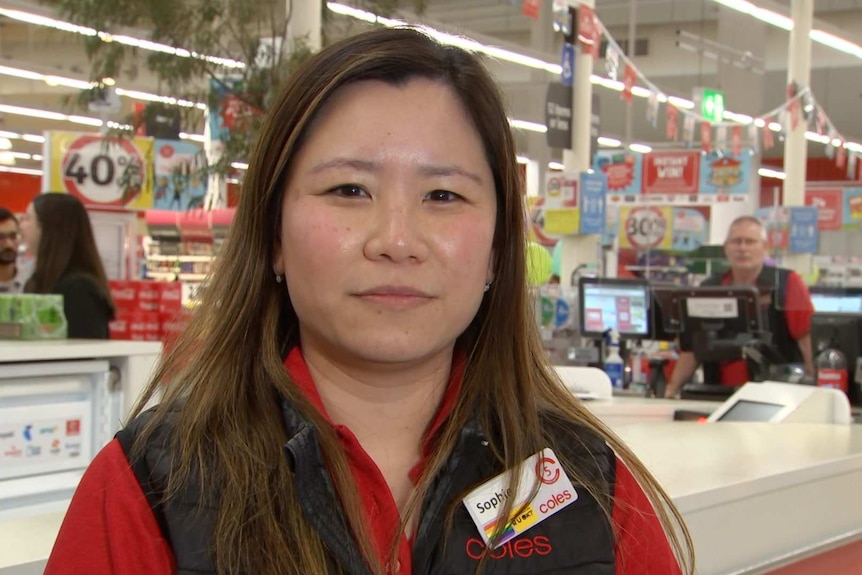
left=782, top=0, right=813, bottom=274
left=561, top=0, right=600, bottom=284
left=289, top=0, right=322, bottom=52
left=782, top=0, right=812, bottom=208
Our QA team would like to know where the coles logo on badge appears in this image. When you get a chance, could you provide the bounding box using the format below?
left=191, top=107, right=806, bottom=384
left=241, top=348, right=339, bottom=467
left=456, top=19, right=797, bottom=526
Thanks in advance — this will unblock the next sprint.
left=463, top=449, right=578, bottom=549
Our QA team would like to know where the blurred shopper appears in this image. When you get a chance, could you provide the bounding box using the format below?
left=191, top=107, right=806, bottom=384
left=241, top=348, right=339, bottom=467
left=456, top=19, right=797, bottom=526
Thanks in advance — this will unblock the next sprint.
left=665, top=216, right=814, bottom=397
left=0, top=207, right=23, bottom=293
left=20, top=194, right=114, bottom=338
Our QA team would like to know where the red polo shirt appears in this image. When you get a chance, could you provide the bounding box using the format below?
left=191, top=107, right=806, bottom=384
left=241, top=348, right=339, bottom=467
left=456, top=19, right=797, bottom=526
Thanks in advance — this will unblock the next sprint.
left=715, top=271, right=814, bottom=386
left=45, top=350, right=680, bottom=575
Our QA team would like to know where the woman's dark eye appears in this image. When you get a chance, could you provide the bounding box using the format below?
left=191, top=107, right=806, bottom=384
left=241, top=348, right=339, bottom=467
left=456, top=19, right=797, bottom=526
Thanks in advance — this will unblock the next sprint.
left=330, top=185, right=368, bottom=198
left=425, top=190, right=461, bottom=202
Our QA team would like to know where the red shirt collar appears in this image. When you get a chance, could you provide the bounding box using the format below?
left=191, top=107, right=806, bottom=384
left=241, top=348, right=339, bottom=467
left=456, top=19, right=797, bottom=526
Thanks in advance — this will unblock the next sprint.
left=284, top=347, right=465, bottom=454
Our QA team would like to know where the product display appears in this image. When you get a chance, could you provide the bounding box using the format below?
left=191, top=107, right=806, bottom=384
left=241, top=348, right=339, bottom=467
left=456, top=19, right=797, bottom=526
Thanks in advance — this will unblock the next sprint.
left=0, top=294, right=67, bottom=340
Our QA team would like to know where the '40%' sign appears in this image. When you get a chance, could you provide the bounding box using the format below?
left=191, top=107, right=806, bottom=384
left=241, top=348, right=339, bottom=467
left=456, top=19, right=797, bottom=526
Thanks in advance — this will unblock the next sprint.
left=45, top=132, right=154, bottom=210
left=619, top=206, right=672, bottom=250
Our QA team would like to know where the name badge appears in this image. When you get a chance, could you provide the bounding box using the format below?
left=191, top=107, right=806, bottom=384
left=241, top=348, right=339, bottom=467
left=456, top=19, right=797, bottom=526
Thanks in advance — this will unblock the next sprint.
left=462, top=448, right=577, bottom=548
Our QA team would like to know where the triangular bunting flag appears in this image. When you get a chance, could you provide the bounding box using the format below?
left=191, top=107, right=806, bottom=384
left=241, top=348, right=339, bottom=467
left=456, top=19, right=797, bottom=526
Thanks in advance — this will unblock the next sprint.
left=622, top=63, right=636, bottom=103
left=816, top=106, right=827, bottom=136
left=667, top=105, right=679, bottom=140
left=732, top=126, right=742, bottom=157
left=647, top=92, right=659, bottom=128
left=578, top=5, right=597, bottom=54
left=701, top=122, right=712, bottom=153
left=837, top=141, right=847, bottom=169
left=848, top=152, right=858, bottom=180
left=716, top=125, right=728, bottom=151
left=748, top=123, right=760, bottom=153
left=523, top=0, right=541, bottom=20
left=763, top=124, right=774, bottom=150
left=605, top=44, right=620, bottom=80
left=683, top=114, right=695, bottom=143
left=591, top=20, right=602, bottom=60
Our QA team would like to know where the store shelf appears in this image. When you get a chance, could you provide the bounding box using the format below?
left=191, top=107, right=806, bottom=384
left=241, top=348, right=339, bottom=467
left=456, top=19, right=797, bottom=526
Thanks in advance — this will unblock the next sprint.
left=145, top=271, right=208, bottom=281
left=146, top=255, right=213, bottom=262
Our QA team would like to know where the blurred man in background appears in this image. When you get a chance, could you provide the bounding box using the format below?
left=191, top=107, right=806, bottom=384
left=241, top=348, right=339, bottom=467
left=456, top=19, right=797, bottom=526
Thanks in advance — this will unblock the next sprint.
left=0, top=208, right=23, bottom=293
left=665, top=216, right=815, bottom=398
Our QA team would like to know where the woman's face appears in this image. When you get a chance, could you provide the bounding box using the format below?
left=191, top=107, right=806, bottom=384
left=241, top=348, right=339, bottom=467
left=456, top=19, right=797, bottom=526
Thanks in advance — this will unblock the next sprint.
left=275, top=78, right=497, bottom=367
left=19, top=203, right=40, bottom=257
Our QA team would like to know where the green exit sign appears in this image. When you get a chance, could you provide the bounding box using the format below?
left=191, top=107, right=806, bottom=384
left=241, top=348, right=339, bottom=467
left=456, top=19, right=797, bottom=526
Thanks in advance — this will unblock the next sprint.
left=702, top=89, right=725, bottom=123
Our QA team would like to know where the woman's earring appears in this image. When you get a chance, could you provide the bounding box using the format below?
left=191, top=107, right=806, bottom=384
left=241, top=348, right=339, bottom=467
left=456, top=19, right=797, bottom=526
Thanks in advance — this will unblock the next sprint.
left=275, top=272, right=283, bottom=283
left=484, top=281, right=492, bottom=292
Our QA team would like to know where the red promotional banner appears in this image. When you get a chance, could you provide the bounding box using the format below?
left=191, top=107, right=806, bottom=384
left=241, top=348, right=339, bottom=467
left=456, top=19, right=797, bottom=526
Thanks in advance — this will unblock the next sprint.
left=805, top=188, right=843, bottom=231
left=701, top=122, right=712, bottom=153
left=642, top=151, right=700, bottom=195
left=578, top=5, right=597, bottom=53
left=523, top=0, right=540, bottom=20
left=666, top=106, right=678, bottom=140
left=622, top=64, right=636, bottom=103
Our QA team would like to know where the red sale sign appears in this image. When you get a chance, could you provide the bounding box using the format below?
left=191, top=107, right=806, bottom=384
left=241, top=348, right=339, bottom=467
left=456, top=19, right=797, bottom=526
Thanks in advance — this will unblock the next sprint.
left=642, top=152, right=700, bottom=195
left=805, top=188, right=843, bottom=231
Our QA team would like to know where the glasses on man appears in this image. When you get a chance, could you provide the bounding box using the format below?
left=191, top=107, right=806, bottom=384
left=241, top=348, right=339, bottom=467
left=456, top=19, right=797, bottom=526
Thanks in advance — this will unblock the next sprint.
left=0, top=232, right=20, bottom=242
left=726, top=237, right=762, bottom=248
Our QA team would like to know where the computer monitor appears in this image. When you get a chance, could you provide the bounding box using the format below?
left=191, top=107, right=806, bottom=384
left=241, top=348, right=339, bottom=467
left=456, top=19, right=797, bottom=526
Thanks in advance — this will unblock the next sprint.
left=649, top=283, right=681, bottom=342
left=675, top=286, right=766, bottom=364
left=809, top=287, right=862, bottom=314
left=810, top=312, right=862, bottom=406
left=578, top=277, right=651, bottom=340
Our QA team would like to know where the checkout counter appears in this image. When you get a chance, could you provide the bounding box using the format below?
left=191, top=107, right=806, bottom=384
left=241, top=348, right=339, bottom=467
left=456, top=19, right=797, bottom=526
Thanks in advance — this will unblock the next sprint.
left=562, top=366, right=861, bottom=575
left=0, top=340, right=161, bottom=575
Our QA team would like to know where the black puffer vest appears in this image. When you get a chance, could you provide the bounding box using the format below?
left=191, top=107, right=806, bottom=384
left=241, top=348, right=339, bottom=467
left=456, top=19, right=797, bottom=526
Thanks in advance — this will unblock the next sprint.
left=116, top=402, right=618, bottom=574
left=699, top=265, right=803, bottom=383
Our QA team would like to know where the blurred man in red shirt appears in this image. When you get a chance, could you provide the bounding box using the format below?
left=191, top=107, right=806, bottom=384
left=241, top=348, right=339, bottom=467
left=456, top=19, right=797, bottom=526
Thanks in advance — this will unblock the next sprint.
left=665, top=216, right=814, bottom=397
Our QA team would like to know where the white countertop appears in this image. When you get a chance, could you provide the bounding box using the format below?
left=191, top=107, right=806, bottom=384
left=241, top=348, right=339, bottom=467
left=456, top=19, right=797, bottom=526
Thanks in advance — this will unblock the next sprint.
left=616, top=422, right=862, bottom=511
left=617, top=422, right=862, bottom=573
left=0, top=340, right=162, bottom=363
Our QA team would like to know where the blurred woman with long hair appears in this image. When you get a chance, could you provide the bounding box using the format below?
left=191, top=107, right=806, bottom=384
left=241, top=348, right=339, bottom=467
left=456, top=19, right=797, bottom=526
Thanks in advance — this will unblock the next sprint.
left=20, top=193, right=114, bottom=339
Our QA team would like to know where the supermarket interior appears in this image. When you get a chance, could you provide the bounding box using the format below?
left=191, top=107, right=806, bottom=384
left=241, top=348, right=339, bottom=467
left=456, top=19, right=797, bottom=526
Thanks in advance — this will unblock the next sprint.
left=1, top=0, right=862, bottom=574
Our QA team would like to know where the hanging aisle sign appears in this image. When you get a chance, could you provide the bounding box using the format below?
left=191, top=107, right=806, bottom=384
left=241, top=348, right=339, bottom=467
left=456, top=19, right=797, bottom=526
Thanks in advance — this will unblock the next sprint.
left=44, top=131, right=154, bottom=210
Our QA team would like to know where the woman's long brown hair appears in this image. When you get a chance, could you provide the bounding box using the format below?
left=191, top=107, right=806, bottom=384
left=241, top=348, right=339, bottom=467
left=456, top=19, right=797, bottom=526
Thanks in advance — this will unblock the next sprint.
left=130, top=27, right=695, bottom=574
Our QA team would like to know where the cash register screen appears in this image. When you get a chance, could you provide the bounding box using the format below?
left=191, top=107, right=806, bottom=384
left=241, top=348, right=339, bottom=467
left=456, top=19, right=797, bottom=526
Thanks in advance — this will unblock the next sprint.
left=717, top=399, right=784, bottom=422
left=580, top=281, right=650, bottom=338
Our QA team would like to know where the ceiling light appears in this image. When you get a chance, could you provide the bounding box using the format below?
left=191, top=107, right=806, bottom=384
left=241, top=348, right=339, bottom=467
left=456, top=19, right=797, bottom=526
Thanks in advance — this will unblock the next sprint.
left=0, top=137, right=11, bottom=151
left=548, top=161, right=565, bottom=170
left=0, top=166, right=42, bottom=176
left=179, top=132, right=207, bottom=143
left=516, top=155, right=530, bottom=164
left=230, top=162, right=249, bottom=170
left=629, top=143, right=653, bottom=154
left=711, top=1, right=793, bottom=31
left=597, top=136, right=622, bottom=147
left=0, top=7, right=244, bottom=69
left=758, top=167, right=786, bottom=180
left=509, top=119, right=548, bottom=133
left=0, top=152, right=14, bottom=166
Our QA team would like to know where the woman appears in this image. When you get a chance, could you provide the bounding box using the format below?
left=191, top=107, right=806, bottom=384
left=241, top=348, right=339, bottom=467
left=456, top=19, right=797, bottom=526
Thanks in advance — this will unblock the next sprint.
left=45, top=28, right=694, bottom=574
left=20, top=193, right=114, bottom=339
